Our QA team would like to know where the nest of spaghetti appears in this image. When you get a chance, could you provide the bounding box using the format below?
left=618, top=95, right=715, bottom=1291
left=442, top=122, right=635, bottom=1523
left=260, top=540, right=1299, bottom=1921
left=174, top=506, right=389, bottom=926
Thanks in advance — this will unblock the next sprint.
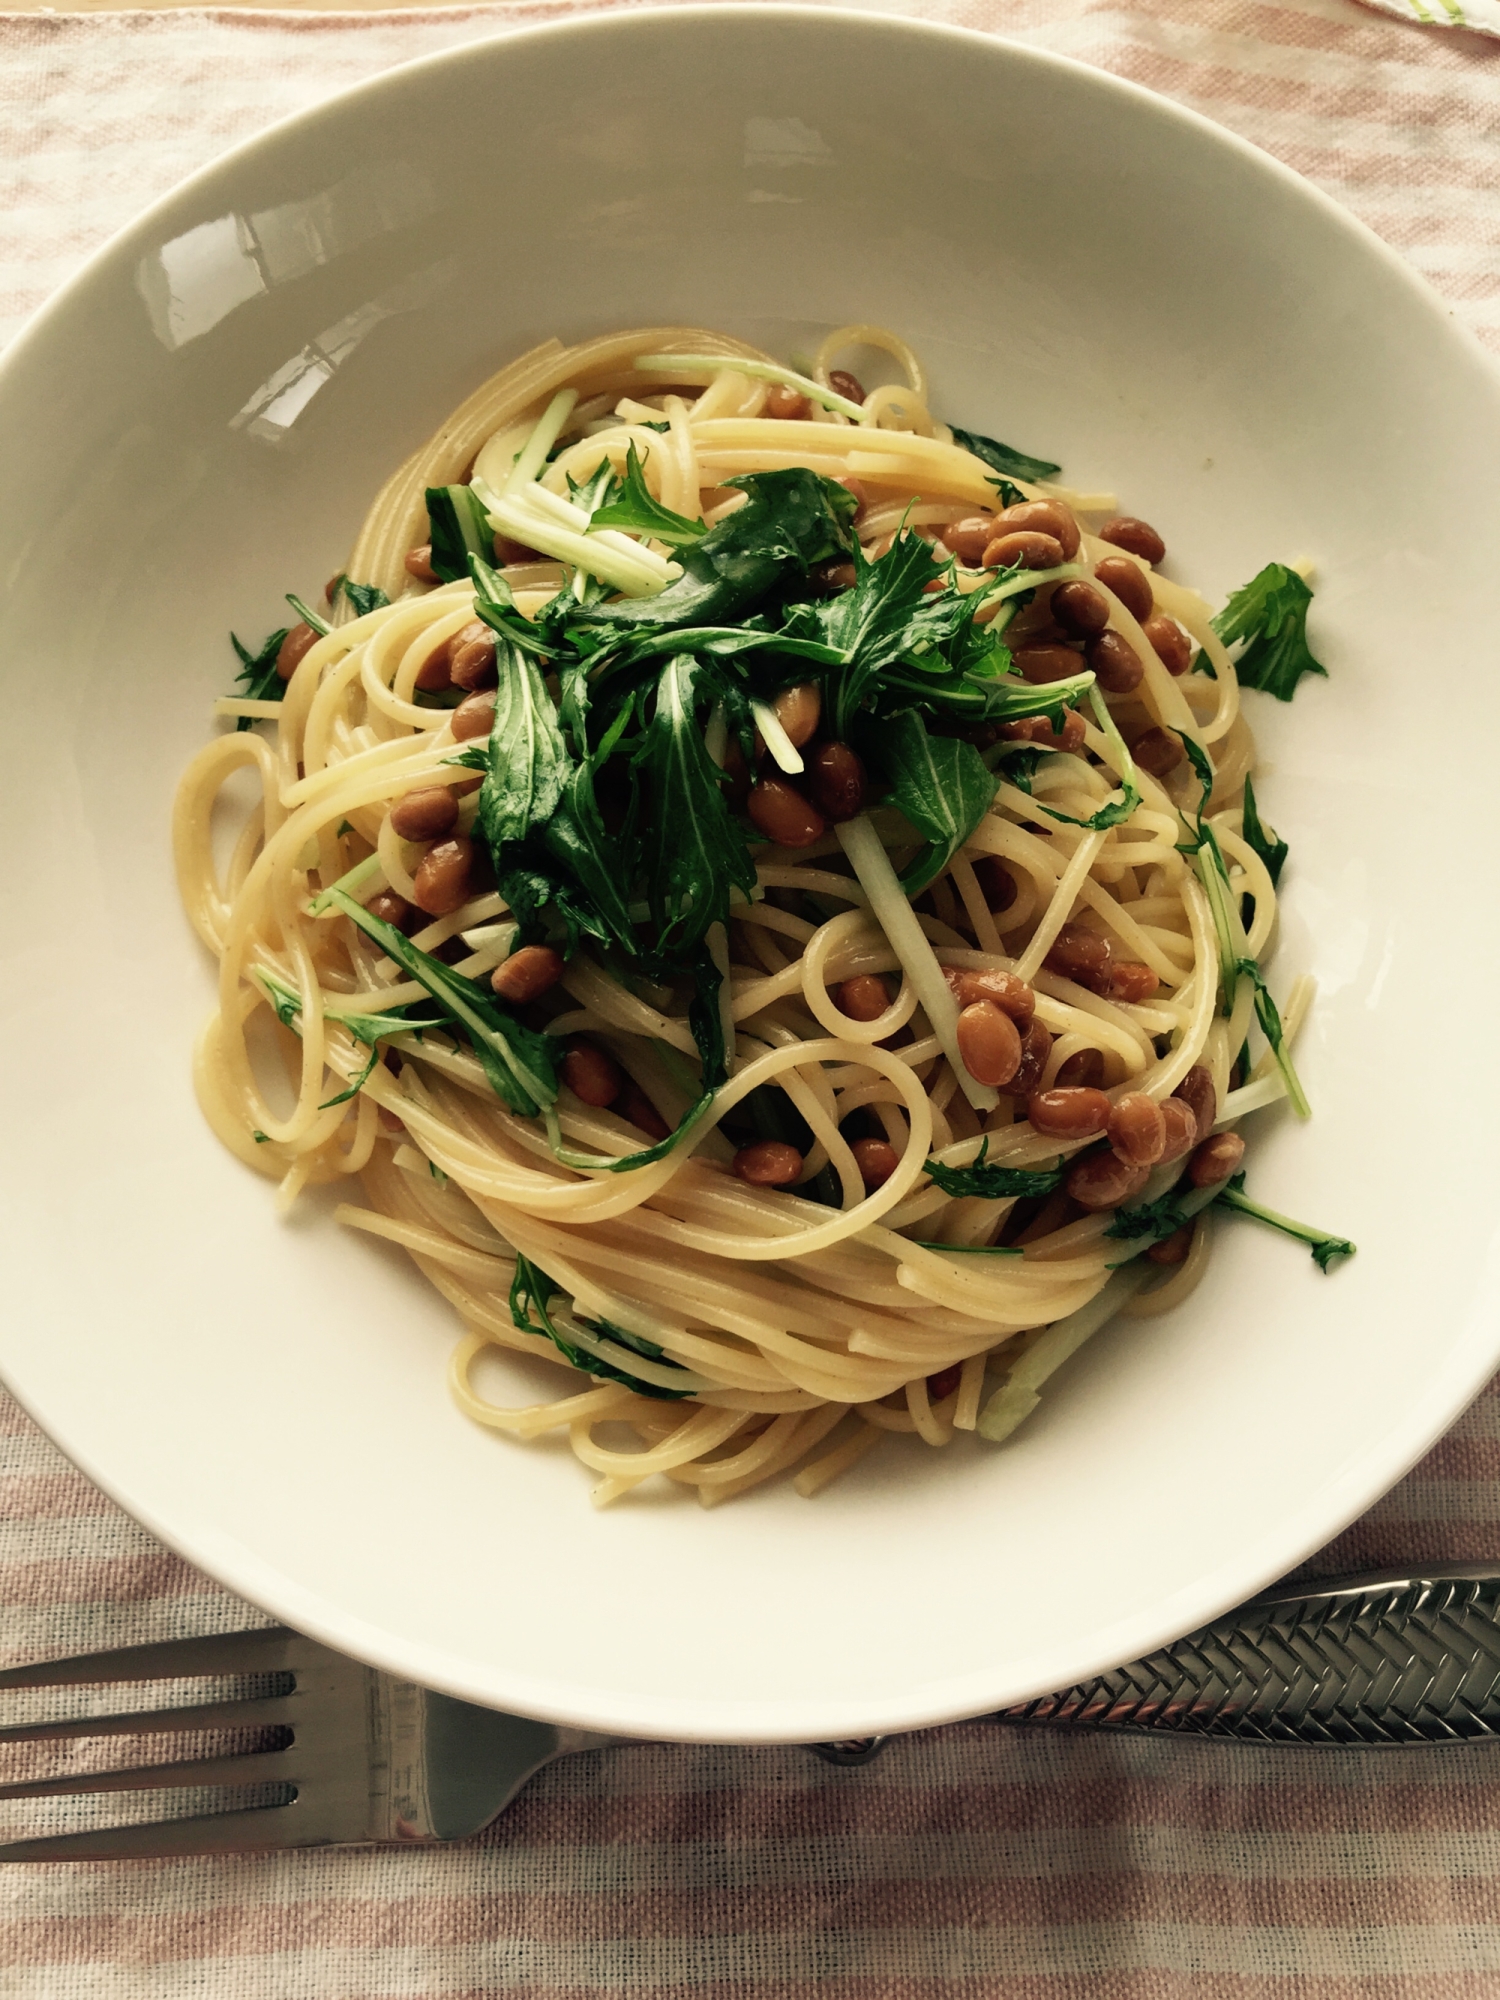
left=175, top=323, right=1331, bottom=1508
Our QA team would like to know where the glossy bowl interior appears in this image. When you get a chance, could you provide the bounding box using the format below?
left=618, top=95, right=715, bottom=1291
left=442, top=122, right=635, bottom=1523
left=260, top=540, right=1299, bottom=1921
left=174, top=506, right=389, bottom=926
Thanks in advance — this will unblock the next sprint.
left=2, top=7, right=1498, bottom=1742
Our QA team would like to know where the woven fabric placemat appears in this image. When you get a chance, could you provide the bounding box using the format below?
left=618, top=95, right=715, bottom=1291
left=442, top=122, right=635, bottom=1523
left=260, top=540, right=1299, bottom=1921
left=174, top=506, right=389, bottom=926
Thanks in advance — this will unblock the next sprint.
left=4, top=0, right=1500, bottom=1989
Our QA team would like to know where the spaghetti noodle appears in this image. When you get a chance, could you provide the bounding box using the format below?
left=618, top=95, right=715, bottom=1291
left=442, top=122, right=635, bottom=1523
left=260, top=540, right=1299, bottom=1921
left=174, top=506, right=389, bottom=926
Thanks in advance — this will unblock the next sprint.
left=174, top=323, right=1332, bottom=1508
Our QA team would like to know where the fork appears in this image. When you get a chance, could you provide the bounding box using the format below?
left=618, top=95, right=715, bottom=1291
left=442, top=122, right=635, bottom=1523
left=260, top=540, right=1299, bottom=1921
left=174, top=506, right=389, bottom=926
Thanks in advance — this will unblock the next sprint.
left=7, top=1562, right=1500, bottom=1860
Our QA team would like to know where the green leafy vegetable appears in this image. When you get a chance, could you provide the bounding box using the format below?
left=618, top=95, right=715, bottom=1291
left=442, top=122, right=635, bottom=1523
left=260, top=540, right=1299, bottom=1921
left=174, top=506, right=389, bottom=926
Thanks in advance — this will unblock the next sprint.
left=475, top=647, right=572, bottom=853
left=912, top=1240, right=1022, bottom=1257
left=1105, top=1184, right=1194, bottom=1245
left=328, top=889, right=558, bottom=1117
left=950, top=425, right=1062, bottom=486
left=255, top=970, right=443, bottom=1111
left=1028, top=686, right=1140, bottom=832
left=638, top=654, right=758, bottom=961
left=285, top=595, right=331, bottom=638
left=924, top=1140, right=1066, bottom=1200
left=331, top=578, right=391, bottom=618
left=1216, top=1171, right=1354, bottom=1271
left=588, top=443, right=708, bottom=544
left=1235, top=958, right=1311, bottom=1120
left=1211, top=562, right=1327, bottom=702
left=1241, top=775, right=1288, bottom=889
left=426, top=484, right=497, bottom=584
left=229, top=626, right=289, bottom=729
left=1172, top=729, right=1240, bottom=1003
left=570, top=468, right=855, bottom=639
left=868, top=711, right=998, bottom=896
left=508, top=1255, right=695, bottom=1400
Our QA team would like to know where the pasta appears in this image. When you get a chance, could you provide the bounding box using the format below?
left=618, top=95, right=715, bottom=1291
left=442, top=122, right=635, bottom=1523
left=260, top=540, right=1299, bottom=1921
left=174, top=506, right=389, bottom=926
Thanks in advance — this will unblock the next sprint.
left=174, top=322, right=1333, bottom=1509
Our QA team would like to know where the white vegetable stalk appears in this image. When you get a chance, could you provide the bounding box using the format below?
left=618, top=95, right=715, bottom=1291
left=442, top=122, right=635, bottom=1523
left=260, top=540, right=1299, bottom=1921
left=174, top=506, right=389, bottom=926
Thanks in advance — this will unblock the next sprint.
left=751, top=699, right=804, bottom=775
left=500, top=389, right=579, bottom=497
left=835, top=816, right=998, bottom=1115
left=484, top=486, right=680, bottom=599
left=634, top=353, right=868, bottom=424
left=976, top=1180, right=1223, bottom=1443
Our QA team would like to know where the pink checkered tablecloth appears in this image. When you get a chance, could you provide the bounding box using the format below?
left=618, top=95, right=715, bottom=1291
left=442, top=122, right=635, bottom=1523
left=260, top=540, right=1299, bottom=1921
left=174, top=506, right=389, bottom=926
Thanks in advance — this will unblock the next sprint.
left=4, top=0, right=1500, bottom=1989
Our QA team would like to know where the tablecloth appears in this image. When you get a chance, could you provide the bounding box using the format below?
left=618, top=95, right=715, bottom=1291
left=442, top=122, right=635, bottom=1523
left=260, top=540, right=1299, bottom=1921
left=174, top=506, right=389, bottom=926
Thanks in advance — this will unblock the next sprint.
left=5, top=0, right=1500, bottom=1990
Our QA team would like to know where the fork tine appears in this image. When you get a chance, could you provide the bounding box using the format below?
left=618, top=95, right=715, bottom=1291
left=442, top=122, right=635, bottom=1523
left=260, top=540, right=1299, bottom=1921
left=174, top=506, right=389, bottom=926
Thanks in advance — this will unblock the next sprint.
left=0, top=1803, right=313, bottom=1862
left=0, top=1694, right=295, bottom=1747
left=0, top=1748, right=294, bottom=1802
left=0, top=1628, right=304, bottom=1691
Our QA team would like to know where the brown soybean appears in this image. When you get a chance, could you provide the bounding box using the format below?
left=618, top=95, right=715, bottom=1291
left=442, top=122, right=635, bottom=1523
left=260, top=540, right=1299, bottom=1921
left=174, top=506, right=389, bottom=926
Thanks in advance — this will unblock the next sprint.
left=1131, top=727, right=1185, bottom=778
left=997, top=499, right=1081, bottom=559
left=451, top=691, right=497, bottom=742
left=1051, top=580, right=1110, bottom=637
left=1099, top=515, right=1166, bottom=565
left=1046, top=922, right=1113, bottom=993
left=974, top=856, right=1018, bottom=913
left=448, top=622, right=499, bottom=692
left=1143, top=613, right=1192, bottom=676
left=1094, top=555, right=1153, bottom=623
left=411, top=836, right=474, bottom=917
left=945, top=514, right=996, bottom=566
left=747, top=776, right=826, bottom=848
left=1108, top=960, right=1159, bottom=1004
left=852, top=1138, right=899, bottom=1188
left=390, top=788, right=460, bottom=842
left=1147, top=1222, right=1195, bottom=1266
left=1013, top=642, right=1086, bottom=686
left=1108, top=1093, right=1166, bottom=1167
left=561, top=1041, right=621, bottom=1108
left=415, top=637, right=453, bottom=692
left=951, top=967, right=1036, bottom=1025
left=620, top=1083, right=670, bottom=1142
left=835, top=975, right=890, bottom=1023
left=766, top=383, right=810, bottom=421
left=983, top=530, right=1065, bottom=572
left=773, top=681, right=822, bottom=749
left=1190, top=1131, right=1245, bottom=1187
left=366, top=890, right=414, bottom=933
left=734, top=1139, right=804, bottom=1186
left=275, top=622, right=319, bottom=683
left=1158, top=1097, right=1198, bottom=1163
left=1000, top=709, right=1086, bottom=753
left=1009, top=1018, right=1053, bottom=1097
left=404, top=545, right=440, bottom=586
left=829, top=368, right=866, bottom=405
left=1174, top=1065, right=1218, bottom=1144
left=1029, top=1086, right=1112, bottom=1137
left=491, top=945, right=565, bottom=1005
left=1067, top=1151, right=1150, bottom=1212
left=1055, top=1048, right=1105, bottom=1089
left=1084, top=629, right=1145, bottom=695
left=807, top=741, right=868, bottom=822
left=956, top=1001, right=1023, bottom=1088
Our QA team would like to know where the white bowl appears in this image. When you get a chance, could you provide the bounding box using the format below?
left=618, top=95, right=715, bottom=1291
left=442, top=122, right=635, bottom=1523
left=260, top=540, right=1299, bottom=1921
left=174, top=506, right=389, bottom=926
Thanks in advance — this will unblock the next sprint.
left=2, top=6, right=1497, bottom=1743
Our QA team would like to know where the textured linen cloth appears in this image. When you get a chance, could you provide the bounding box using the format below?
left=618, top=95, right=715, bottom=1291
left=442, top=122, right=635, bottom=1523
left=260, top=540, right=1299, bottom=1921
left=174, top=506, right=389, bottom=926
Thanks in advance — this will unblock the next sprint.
left=5, top=0, right=1500, bottom=1990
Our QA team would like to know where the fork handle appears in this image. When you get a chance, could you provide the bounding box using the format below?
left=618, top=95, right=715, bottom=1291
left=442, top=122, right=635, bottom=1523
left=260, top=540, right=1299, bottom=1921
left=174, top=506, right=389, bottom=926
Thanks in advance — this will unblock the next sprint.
left=997, top=1565, right=1500, bottom=1743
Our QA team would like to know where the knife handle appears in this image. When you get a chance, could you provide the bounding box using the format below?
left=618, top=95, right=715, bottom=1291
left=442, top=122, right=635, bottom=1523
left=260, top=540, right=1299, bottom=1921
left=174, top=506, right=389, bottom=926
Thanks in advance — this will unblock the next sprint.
left=997, top=1565, right=1500, bottom=1743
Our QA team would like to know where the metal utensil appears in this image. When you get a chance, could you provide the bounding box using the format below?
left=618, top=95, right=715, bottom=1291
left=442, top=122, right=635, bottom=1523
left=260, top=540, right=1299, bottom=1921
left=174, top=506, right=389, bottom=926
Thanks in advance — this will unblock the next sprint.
left=5, top=1563, right=1500, bottom=1860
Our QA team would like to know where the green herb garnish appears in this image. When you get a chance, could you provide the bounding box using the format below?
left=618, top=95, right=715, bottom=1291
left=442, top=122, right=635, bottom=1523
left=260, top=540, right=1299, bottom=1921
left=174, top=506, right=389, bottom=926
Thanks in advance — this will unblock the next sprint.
left=1215, top=1171, right=1354, bottom=1271
left=924, top=1139, right=1066, bottom=1200
left=950, top=425, right=1062, bottom=486
left=1211, top=562, right=1326, bottom=702
left=1241, top=775, right=1288, bottom=889
left=509, top=1254, right=696, bottom=1399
